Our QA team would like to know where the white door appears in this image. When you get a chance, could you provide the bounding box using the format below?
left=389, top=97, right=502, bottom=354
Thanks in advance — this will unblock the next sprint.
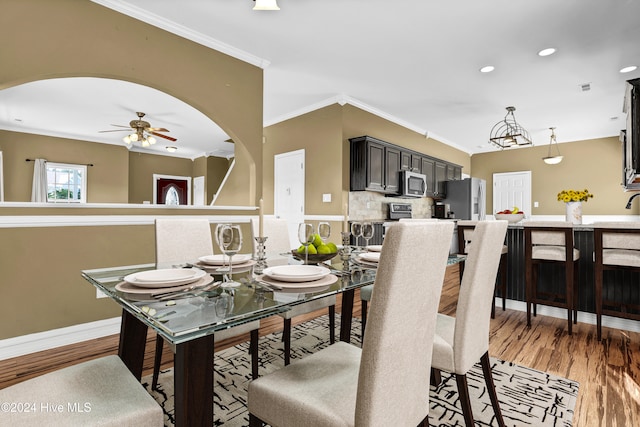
left=493, top=171, right=532, bottom=217
left=274, top=149, right=305, bottom=248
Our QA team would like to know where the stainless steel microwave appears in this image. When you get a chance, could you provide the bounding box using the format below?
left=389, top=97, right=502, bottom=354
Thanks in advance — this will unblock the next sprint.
left=400, top=170, right=427, bottom=197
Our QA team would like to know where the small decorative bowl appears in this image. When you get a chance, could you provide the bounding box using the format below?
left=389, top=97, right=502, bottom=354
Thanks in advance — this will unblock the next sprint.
left=494, top=213, right=525, bottom=223
left=291, top=250, right=338, bottom=264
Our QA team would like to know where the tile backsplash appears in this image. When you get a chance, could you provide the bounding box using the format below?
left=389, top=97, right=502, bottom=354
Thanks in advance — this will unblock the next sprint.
left=348, top=191, right=434, bottom=221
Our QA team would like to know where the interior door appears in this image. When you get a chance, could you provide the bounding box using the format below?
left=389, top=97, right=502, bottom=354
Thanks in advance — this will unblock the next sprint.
left=493, top=171, right=532, bottom=217
left=153, top=174, right=191, bottom=205
left=274, top=149, right=305, bottom=248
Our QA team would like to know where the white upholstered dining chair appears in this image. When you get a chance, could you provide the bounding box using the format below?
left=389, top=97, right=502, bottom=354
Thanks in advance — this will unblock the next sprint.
left=247, top=220, right=455, bottom=427
left=152, top=218, right=261, bottom=389
left=251, top=217, right=336, bottom=365
left=456, top=219, right=509, bottom=318
left=359, top=217, right=440, bottom=341
left=431, top=220, right=508, bottom=427
left=0, top=355, right=163, bottom=426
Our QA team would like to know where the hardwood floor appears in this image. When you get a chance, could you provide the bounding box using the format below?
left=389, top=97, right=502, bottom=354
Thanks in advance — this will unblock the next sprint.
left=1, top=264, right=639, bottom=426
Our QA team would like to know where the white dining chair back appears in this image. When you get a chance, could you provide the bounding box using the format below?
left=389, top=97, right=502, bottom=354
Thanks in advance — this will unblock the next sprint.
left=448, top=220, right=508, bottom=371
left=251, top=217, right=292, bottom=256
left=248, top=221, right=454, bottom=427
left=155, top=218, right=214, bottom=265
left=431, top=220, right=508, bottom=427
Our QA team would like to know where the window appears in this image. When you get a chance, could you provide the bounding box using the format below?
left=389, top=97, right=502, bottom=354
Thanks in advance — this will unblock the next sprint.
left=46, top=162, right=87, bottom=203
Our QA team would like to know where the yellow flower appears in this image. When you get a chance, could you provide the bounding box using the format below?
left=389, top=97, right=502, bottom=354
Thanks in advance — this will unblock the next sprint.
left=557, top=189, right=594, bottom=203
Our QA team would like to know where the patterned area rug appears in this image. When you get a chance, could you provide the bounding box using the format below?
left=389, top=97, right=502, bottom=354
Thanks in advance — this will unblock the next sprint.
left=143, top=315, right=578, bottom=426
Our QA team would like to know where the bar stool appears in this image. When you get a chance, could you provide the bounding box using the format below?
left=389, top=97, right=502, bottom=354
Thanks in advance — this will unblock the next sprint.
left=593, top=222, right=640, bottom=341
left=524, top=221, right=579, bottom=335
left=457, top=220, right=509, bottom=319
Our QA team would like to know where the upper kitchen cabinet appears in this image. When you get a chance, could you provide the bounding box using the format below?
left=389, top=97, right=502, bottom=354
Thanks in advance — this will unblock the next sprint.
left=350, top=136, right=401, bottom=194
left=349, top=135, right=462, bottom=197
left=623, top=78, right=640, bottom=190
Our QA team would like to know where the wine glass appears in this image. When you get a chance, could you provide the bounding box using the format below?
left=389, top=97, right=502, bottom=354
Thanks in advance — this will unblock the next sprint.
left=318, top=222, right=331, bottom=243
left=218, top=224, right=243, bottom=287
left=350, top=221, right=363, bottom=252
left=215, top=223, right=231, bottom=274
left=298, top=223, right=315, bottom=265
left=361, top=221, right=374, bottom=250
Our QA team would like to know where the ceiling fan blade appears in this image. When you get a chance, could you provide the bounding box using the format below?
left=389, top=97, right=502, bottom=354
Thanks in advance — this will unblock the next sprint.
left=99, top=129, right=132, bottom=133
left=109, top=124, right=132, bottom=128
left=147, top=127, right=170, bottom=132
left=150, top=131, right=177, bottom=142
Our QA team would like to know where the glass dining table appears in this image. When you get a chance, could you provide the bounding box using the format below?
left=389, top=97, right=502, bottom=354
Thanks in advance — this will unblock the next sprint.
left=81, top=252, right=464, bottom=427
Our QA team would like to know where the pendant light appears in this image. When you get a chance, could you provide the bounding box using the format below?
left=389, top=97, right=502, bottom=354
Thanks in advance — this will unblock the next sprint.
left=253, top=0, right=280, bottom=10
left=489, top=106, right=533, bottom=149
left=542, top=127, right=563, bottom=165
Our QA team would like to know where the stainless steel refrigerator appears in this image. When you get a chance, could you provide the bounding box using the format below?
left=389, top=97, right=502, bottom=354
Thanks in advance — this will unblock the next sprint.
left=443, top=178, right=486, bottom=220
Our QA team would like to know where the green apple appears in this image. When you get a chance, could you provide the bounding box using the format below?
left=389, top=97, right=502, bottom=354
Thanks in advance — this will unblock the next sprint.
left=326, top=242, right=338, bottom=253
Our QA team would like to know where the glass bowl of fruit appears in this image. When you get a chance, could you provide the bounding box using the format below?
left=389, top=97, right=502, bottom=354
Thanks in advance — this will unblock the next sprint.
left=292, top=234, right=339, bottom=264
left=495, top=208, right=525, bottom=223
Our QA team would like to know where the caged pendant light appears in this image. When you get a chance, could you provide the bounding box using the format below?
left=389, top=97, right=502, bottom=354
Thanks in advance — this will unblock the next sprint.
left=489, top=106, right=533, bottom=149
left=542, top=127, right=563, bottom=164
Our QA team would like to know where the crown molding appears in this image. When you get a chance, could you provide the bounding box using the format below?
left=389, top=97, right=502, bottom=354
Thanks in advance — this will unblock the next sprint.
left=91, top=0, right=270, bottom=69
left=265, top=94, right=473, bottom=154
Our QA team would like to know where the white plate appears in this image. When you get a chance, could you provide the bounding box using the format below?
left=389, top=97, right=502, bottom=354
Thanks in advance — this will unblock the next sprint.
left=366, top=245, right=383, bottom=252
left=258, top=273, right=337, bottom=289
left=115, top=275, right=216, bottom=300
left=134, top=268, right=197, bottom=283
left=263, top=265, right=330, bottom=282
left=124, top=268, right=206, bottom=288
left=358, top=252, right=381, bottom=263
left=198, top=254, right=253, bottom=266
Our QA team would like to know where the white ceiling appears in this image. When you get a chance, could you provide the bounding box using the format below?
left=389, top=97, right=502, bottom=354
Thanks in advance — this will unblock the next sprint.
left=2, top=0, right=640, bottom=159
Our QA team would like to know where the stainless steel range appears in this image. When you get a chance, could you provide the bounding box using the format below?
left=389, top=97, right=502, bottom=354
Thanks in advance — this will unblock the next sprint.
left=387, top=202, right=412, bottom=220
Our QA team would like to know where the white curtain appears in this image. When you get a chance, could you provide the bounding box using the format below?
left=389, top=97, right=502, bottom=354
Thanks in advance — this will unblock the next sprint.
left=30, top=158, right=48, bottom=202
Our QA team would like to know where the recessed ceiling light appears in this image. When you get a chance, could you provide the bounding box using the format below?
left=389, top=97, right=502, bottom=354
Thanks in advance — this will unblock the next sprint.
left=538, top=48, right=556, bottom=57
left=480, top=65, right=495, bottom=73
left=620, top=65, right=638, bottom=73
left=165, top=146, right=178, bottom=153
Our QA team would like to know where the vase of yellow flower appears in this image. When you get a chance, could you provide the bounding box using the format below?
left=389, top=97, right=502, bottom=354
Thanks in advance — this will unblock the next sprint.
left=557, top=189, right=594, bottom=224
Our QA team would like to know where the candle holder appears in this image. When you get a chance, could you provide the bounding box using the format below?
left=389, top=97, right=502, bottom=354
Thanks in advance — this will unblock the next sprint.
left=254, top=236, right=268, bottom=274
left=340, top=231, right=352, bottom=262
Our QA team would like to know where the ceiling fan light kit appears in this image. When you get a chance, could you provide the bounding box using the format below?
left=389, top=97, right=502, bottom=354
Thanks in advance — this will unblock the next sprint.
left=542, top=127, right=563, bottom=164
left=253, top=0, right=280, bottom=11
left=489, top=106, right=533, bottom=149
left=100, top=111, right=176, bottom=150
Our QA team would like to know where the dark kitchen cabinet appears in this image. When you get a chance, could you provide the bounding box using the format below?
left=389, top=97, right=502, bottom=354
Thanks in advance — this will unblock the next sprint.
left=434, top=161, right=447, bottom=198
left=350, top=136, right=401, bottom=194
left=350, top=135, right=462, bottom=197
left=623, top=78, right=640, bottom=189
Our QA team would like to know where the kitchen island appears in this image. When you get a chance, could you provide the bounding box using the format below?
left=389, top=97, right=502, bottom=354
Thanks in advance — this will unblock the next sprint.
left=502, top=223, right=639, bottom=321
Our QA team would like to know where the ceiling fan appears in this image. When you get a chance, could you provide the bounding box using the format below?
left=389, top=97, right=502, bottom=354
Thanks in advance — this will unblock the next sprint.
left=99, top=111, right=177, bottom=147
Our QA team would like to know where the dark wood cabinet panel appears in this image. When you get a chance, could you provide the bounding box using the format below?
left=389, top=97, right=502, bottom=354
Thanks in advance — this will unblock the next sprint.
left=623, top=78, right=640, bottom=189
left=385, top=146, right=401, bottom=194
left=366, top=140, right=385, bottom=192
left=349, top=135, right=462, bottom=197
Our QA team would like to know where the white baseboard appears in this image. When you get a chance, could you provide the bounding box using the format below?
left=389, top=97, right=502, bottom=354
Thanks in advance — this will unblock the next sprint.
left=499, top=298, right=640, bottom=333
left=0, top=317, right=121, bottom=361
left=2, top=300, right=638, bottom=361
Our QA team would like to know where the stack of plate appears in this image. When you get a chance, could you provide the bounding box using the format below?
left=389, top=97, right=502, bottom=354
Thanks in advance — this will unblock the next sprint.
left=355, top=251, right=380, bottom=267
left=196, top=254, right=256, bottom=271
left=258, top=265, right=336, bottom=291
left=115, top=268, right=212, bottom=300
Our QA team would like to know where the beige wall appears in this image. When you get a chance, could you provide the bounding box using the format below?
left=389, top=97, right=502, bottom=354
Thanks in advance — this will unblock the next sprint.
left=262, top=104, right=471, bottom=218
left=128, top=151, right=194, bottom=204
left=0, top=0, right=263, bottom=206
left=471, top=136, right=636, bottom=215
left=0, top=130, right=130, bottom=203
